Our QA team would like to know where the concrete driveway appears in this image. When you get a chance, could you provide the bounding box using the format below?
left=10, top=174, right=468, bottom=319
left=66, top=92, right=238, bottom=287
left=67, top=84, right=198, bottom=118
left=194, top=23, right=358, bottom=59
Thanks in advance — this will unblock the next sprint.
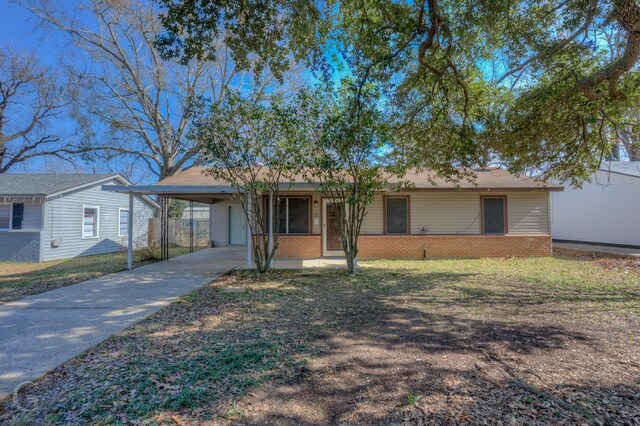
left=0, top=247, right=244, bottom=399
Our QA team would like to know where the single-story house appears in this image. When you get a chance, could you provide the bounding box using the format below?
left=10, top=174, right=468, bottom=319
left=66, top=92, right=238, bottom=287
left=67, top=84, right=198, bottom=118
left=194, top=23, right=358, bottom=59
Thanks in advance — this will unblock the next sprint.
left=105, top=167, right=562, bottom=262
left=552, top=161, right=640, bottom=248
left=0, top=174, right=158, bottom=263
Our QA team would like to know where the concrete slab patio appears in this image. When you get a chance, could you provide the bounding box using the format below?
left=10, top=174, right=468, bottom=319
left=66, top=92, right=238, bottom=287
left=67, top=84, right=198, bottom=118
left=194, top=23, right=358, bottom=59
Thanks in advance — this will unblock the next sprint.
left=0, top=247, right=244, bottom=400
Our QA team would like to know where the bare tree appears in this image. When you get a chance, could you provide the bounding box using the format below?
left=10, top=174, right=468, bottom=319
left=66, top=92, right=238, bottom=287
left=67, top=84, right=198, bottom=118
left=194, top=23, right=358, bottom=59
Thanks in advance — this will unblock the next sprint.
left=24, top=0, right=286, bottom=179
left=0, top=48, right=83, bottom=173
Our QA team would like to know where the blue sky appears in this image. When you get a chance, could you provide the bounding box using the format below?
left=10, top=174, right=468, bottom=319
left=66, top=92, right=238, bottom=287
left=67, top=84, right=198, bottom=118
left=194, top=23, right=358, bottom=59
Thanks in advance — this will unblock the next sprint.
left=0, top=1, right=91, bottom=174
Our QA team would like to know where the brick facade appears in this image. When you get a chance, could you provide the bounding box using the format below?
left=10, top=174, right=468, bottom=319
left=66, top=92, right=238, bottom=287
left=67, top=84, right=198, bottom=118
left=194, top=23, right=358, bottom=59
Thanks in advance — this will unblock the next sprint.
left=273, top=235, right=322, bottom=259
left=358, top=235, right=551, bottom=258
left=271, top=234, right=551, bottom=259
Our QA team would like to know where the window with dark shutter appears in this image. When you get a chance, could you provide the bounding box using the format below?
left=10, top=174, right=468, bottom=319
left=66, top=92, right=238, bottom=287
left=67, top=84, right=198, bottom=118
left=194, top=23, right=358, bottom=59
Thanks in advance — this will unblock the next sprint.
left=482, top=197, right=506, bottom=234
left=11, top=203, right=24, bottom=230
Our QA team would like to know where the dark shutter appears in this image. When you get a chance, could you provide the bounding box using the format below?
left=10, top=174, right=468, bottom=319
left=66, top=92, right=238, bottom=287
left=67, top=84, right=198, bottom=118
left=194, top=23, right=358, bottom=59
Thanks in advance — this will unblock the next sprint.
left=12, top=203, right=24, bottom=230
left=482, top=198, right=505, bottom=234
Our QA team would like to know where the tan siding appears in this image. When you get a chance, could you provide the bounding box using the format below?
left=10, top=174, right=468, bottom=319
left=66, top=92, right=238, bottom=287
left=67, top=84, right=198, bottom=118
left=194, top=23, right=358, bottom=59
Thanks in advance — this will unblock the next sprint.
left=507, top=192, right=549, bottom=234
left=410, top=192, right=481, bottom=234
left=361, top=194, right=384, bottom=234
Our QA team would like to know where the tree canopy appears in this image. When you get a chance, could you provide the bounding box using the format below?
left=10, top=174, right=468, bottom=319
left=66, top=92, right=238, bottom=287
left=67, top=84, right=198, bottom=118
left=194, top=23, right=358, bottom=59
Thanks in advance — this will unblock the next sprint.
left=158, top=0, right=640, bottom=185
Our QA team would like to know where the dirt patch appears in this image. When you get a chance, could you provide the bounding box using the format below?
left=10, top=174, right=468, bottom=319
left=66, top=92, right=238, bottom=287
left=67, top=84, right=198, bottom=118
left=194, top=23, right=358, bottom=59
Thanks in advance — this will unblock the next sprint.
left=597, top=257, right=640, bottom=273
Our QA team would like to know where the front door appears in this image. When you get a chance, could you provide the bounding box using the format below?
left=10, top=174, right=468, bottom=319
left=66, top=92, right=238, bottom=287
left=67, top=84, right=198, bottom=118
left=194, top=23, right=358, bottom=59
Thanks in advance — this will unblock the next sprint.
left=322, top=199, right=344, bottom=256
left=228, top=205, right=247, bottom=245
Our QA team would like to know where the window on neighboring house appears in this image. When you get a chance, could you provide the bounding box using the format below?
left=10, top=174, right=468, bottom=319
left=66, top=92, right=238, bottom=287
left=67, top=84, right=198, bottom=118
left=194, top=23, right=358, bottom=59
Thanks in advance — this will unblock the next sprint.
left=83, top=207, right=99, bottom=238
left=11, top=203, right=24, bottom=230
left=119, top=209, right=129, bottom=236
left=482, top=197, right=506, bottom=234
left=0, top=205, right=10, bottom=230
left=265, top=197, right=310, bottom=234
left=385, top=197, right=409, bottom=234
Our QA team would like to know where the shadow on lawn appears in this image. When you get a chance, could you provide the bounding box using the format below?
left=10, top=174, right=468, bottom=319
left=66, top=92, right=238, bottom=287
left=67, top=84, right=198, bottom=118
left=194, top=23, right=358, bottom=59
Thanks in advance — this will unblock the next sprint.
left=224, top=267, right=638, bottom=425
left=1, top=266, right=638, bottom=425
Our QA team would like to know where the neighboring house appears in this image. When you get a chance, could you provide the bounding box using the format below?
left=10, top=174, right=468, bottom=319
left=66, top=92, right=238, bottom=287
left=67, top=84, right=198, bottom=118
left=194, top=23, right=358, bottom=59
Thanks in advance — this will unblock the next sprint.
left=0, top=174, right=159, bottom=262
left=108, top=167, right=562, bottom=259
left=552, top=161, right=640, bottom=248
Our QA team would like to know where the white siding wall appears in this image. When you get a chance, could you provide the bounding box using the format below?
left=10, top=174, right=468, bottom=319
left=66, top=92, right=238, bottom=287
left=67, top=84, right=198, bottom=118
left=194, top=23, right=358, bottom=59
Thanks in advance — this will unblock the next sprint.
left=41, top=179, right=155, bottom=261
left=552, top=171, right=640, bottom=246
left=210, top=199, right=239, bottom=246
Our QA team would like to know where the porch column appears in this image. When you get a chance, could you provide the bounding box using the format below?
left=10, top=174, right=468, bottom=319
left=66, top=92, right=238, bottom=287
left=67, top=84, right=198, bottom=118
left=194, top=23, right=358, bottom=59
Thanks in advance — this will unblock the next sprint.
left=247, top=196, right=252, bottom=269
left=268, top=191, right=273, bottom=268
left=127, top=192, right=134, bottom=270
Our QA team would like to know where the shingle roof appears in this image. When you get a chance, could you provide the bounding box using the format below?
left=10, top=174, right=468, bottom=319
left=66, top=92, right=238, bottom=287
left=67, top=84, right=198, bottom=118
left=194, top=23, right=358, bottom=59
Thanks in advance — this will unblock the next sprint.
left=156, top=167, right=563, bottom=191
left=0, top=173, right=121, bottom=197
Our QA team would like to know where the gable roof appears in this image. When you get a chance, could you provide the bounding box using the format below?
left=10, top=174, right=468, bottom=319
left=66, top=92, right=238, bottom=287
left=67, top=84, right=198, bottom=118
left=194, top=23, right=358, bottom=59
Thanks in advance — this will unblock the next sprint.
left=0, top=173, right=160, bottom=208
left=156, top=166, right=563, bottom=192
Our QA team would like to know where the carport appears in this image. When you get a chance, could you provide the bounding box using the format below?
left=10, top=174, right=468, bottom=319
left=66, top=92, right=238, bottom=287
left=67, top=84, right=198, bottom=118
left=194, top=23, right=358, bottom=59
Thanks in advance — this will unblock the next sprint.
left=102, top=183, right=273, bottom=271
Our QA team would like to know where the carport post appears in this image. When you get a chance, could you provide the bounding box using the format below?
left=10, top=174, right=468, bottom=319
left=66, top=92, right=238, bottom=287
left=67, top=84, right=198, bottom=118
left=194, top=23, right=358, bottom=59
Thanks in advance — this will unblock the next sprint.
left=127, top=192, right=134, bottom=270
left=247, top=196, right=252, bottom=269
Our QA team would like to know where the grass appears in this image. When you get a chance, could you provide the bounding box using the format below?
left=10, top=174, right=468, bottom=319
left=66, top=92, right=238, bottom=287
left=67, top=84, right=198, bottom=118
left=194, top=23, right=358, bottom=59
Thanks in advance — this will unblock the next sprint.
left=0, top=246, right=201, bottom=303
left=1, top=255, right=639, bottom=424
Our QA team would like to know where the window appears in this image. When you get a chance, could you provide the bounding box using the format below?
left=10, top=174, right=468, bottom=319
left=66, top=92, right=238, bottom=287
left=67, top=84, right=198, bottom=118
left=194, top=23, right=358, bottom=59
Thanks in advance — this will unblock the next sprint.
left=482, top=197, right=506, bottom=234
left=12, top=203, right=24, bottom=230
left=82, top=207, right=99, bottom=238
left=265, top=197, right=310, bottom=234
left=0, top=205, right=9, bottom=230
left=119, top=209, right=129, bottom=236
left=385, top=197, right=409, bottom=234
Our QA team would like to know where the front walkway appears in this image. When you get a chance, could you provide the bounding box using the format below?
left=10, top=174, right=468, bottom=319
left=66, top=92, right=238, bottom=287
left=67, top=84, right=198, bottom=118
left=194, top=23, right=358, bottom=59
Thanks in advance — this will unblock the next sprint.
left=0, top=247, right=244, bottom=399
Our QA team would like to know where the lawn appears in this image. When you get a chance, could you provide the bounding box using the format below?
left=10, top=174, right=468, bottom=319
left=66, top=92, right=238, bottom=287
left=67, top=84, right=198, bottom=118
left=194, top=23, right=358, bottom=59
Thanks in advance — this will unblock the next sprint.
left=1, top=255, right=639, bottom=425
left=0, top=246, right=200, bottom=303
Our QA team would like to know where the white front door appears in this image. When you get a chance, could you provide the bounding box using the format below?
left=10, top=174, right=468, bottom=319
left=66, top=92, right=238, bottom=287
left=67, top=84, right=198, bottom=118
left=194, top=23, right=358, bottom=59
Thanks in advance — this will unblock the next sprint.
left=228, top=205, right=247, bottom=245
left=322, top=199, right=345, bottom=256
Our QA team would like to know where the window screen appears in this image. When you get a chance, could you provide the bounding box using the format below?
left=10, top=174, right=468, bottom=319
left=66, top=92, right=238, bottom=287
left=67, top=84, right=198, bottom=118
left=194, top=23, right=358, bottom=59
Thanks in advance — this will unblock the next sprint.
left=483, top=197, right=505, bottom=234
left=83, top=207, right=99, bottom=238
left=11, top=203, right=24, bottom=230
left=119, top=209, right=129, bottom=236
left=0, top=205, right=9, bottom=229
left=386, top=198, right=408, bottom=234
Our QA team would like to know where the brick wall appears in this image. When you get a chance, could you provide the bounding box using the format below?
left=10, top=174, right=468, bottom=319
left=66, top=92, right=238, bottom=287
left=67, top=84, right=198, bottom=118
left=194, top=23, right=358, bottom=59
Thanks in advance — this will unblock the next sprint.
left=270, top=234, right=551, bottom=259
left=273, top=235, right=322, bottom=259
left=357, top=235, right=551, bottom=259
